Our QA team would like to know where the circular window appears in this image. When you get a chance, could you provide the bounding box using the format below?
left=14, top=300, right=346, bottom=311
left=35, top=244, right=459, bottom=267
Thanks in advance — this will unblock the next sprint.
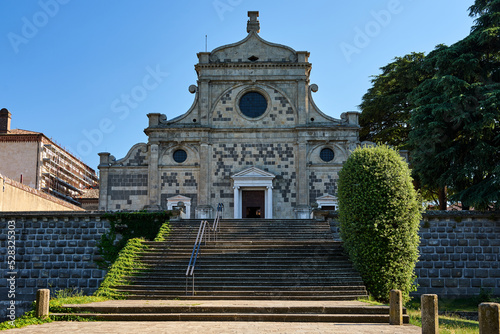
left=320, top=148, right=334, bottom=162
left=239, top=91, right=267, bottom=118
left=173, top=149, right=187, bottom=163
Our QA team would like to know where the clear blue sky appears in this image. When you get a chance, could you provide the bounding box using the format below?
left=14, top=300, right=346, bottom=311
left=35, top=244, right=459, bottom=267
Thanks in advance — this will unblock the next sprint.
left=0, top=0, right=475, bottom=171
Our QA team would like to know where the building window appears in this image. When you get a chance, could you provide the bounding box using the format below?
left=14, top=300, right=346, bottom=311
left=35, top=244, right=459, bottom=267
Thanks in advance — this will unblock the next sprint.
left=239, top=92, right=267, bottom=118
left=320, top=148, right=334, bottom=162
left=173, top=149, right=187, bottom=163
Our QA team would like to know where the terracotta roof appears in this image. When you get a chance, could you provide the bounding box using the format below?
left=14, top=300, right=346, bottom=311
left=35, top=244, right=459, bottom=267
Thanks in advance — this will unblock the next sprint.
left=5, top=129, right=42, bottom=135
left=77, top=188, right=100, bottom=199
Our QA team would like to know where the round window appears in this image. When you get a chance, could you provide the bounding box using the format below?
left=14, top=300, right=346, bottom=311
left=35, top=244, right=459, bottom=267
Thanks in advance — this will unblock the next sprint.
left=239, top=91, right=267, bottom=118
left=320, top=148, right=334, bottom=162
left=173, top=149, right=187, bottom=163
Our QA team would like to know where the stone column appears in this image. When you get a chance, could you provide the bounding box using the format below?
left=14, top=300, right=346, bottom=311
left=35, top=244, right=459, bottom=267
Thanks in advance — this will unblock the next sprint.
left=266, top=186, right=273, bottom=219
left=233, top=186, right=240, bottom=219
left=97, top=152, right=110, bottom=211
left=479, top=303, right=499, bottom=334
left=421, top=294, right=438, bottom=334
left=147, top=143, right=161, bottom=210
left=389, top=289, right=403, bottom=325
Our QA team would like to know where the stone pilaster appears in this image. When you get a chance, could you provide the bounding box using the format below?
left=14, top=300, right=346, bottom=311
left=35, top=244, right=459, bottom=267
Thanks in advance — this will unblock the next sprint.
left=97, top=152, right=110, bottom=211
left=196, top=142, right=213, bottom=218
left=146, top=143, right=161, bottom=210
left=295, top=140, right=310, bottom=218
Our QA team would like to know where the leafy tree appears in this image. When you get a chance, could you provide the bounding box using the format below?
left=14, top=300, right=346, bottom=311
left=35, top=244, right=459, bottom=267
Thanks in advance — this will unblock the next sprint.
left=359, top=52, right=429, bottom=149
left=409, top=0, right=500, bottom=210
left=338, top=145, right=422, bottom=303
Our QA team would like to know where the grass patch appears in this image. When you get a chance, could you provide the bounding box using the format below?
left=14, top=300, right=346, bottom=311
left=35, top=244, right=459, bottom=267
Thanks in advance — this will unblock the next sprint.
left=154, top=222, right=171, bottom=242
left=406, top=308, right=479, bottom=334
left=0, top=289, right=110, bottom=331
left=94, top=237, right=150, bottom=298
left=357, top=295, right=385, bottom=306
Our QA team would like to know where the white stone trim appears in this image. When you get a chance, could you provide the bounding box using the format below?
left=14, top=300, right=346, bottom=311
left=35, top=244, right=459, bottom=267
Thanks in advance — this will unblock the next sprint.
left=166, top=195, right=192, bottom=219
left=231, top=167, right=275, bottom=219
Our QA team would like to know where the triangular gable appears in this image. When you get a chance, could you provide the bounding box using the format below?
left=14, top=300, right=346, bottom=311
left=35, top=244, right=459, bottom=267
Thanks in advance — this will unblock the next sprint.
left=231, top=166, right=276, bottom=179
left=316, top=194, right=337, bottom=201
left=166, top=195, right=191, bottom=202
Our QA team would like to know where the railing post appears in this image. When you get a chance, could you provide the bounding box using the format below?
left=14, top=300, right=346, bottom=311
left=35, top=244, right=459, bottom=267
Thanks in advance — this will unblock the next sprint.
left=479, top=303, right=500, bottom=334
left=421, top=294, right=438, bottom=334
left=389, top=289, right=403, bottom=325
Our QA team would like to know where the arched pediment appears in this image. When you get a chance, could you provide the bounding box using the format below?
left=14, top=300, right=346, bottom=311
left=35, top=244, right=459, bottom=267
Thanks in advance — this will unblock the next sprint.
left=210, top=31, right=298, bottom=63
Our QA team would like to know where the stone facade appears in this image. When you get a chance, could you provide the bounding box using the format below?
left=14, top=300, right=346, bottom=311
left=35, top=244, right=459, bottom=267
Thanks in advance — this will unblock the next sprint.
left=99, top=12, right=360, bottom=219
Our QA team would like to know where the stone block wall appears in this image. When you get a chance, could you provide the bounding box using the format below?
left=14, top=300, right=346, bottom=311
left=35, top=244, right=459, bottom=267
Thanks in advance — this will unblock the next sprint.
left=416, top=211, right=500, bottom=297
left=327, top=211, right=500, bottom=298
left=0, top=212, right=109, bottom=321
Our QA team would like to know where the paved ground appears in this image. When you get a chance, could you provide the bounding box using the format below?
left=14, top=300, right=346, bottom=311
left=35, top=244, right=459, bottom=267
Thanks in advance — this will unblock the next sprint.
left=5, top=321, right=421, bottom=334
left=4, top=300, right=422, bottom=333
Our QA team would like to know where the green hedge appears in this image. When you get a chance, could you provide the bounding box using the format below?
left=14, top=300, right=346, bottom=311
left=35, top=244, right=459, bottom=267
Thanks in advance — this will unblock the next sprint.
left=97, top=211, right=171, bottom=268
left=338, top=145, right=422, bottom=303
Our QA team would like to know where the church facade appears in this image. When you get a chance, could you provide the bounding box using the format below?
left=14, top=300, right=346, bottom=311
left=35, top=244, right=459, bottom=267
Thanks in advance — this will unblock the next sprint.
left=98, top=12, right=360, bottom=219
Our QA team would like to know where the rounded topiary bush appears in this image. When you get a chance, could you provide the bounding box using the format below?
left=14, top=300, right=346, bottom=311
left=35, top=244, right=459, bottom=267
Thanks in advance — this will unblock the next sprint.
left=338, top=145, right=421, bottom=303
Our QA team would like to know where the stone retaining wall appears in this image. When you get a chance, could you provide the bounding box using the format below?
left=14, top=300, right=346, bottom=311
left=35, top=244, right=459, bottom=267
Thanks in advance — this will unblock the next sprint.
left=0, top=212, right=109, bottom=321
left=328, top=211, right=500, bottom=297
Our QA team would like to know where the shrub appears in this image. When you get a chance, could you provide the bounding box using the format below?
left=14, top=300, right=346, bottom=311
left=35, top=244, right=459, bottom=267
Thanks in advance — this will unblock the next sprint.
left=338, top=145, right=422, bottom=303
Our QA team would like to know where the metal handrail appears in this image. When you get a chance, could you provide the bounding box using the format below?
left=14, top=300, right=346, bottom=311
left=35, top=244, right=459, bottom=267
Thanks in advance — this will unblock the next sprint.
left=212, top=203, right=224, bottom=242
left=186, top=220, right=209, bottom=295
left=185, top=203, right=224, bottom=295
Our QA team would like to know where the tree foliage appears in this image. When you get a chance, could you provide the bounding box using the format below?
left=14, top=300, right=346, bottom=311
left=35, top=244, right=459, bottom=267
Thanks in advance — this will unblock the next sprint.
left=409, top=0, right=500, bottom=210
left=360, top=0, right=500, bottom=210
left=338, top=145, right=422, bottom=303
left=359, top=52, right=429, bottom=148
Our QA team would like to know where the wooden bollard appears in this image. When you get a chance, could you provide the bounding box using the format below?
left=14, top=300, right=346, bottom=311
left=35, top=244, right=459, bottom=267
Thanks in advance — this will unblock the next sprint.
left=421, top=294, right=438, bottom=334
left=35, top=289, right=50, bottom=318
left=389, top=289, right=403, bottom=325
left=479, top=303, right=500, bottom=334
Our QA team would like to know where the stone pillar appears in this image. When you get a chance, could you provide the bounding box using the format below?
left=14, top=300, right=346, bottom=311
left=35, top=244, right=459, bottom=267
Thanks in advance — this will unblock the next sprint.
left=36, top=289, right=50, bottom=318
left=389, top=289, right=403, bottom=325
left=196, top=142, right=213, bottom=219
left=421, top=294, right=438, bottom=334
left=97, top=152, right=110, bottom=210
left=479, top=303, right=499, bottom=334
left=146, top=143, right=161, bottom=210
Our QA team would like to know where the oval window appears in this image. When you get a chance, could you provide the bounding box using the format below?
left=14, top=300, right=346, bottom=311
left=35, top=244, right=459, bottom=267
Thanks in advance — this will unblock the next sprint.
left=173, top=149, right=187, bottom=163
left=320, top=148, right=334, bottom=162
left=239, top=91, right=267, bottom=118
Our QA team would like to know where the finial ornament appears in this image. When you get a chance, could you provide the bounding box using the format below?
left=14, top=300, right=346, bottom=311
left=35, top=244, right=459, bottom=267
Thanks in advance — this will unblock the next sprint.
left=247, top=11, right=260, bottom=33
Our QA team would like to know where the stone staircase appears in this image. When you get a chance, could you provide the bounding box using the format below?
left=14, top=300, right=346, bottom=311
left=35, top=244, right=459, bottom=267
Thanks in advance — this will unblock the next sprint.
left=56, top=219, right=410, bottom=323
left=115, top=219, right=368, bottom=300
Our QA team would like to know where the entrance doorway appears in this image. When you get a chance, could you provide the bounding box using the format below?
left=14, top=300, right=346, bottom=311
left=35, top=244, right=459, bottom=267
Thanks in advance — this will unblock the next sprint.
left=242, top=190, right=265, bottom=218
